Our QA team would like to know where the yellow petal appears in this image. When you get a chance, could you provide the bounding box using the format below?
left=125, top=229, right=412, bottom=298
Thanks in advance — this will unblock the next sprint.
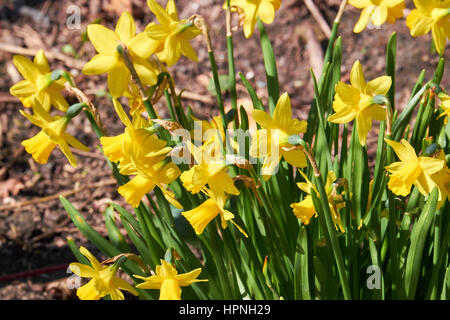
left=356, top=112, right=372, bottom=146
left=387, top=161, right=422, bottom=196
left=282, top=147, right=307, bottom=168
left=13, top=55, right=40, bottom=82
left=115, top=12, right=136, bottom=43
left=252, top=110, right=276, bottom=129
left=257, top=1, right=275, bottom=24
left=261, top=153, right=282, bottom=180
left=100, top=133, right=127, bottom=163
left=147, top=0, right=173, bottom=25
left=33, top=49, right=50, bottom=74
left=69, top=263, right=97, bottom=278
left=176, top=268, right=204, bottom=286
left=79, top=246, right=103, bottom=270
left=243, top=2, right=258, bottom=38
left=353, top=6, right=373, bottom=33
left=365, top=76, right=392, bottom=96
left=10, top=80, right=36, bottom=97
left=348, top=0, right=372, bottom=9
left=134, top=274, right=164, bottom=289
left=158, top=35, right=182, bottom=67
left=385, top=138, right=418, bottom=162
left=180, top=38, right=198, bottom=62
left=371, top=3, right=388, bottom=26
left=112, top=277, right=139, bottom=296
left=418, top=156, right=445, bottom=175
left=128, top=33, right=161, bottom=58
left=431, top=23, right=447, bottom=56
left=82, top=54, right=118, bottom=75
left=407, top=10, right=433, bottom=37
left=350, top=60, right=366, bottom=91
left=159, top=279, right=182, bottom=300
left=291, top=196, right=317, bottom=224
left=22, top=131, right=56, bottom=164
left=108, top=64, right=130, bottom=98
left=77, top=280, right=101, bottom=300
left=87, top=24, right=120, bottom=54
left=118, top=175, right=155, bottom=208
left=182, top=198, right=221, bottom=235
left=273, top=92, right=293, bottom=130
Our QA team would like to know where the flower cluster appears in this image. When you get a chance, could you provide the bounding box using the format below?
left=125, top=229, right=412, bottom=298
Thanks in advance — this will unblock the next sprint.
left=10, top=0, right=450, bottom=300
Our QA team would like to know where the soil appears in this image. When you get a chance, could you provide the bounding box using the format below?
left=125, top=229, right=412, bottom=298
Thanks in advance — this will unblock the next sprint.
left=0, top=0, right=448, bottom=299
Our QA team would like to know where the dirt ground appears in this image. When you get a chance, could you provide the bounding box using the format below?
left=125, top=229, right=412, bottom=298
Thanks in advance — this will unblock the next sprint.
left=0, top=0, right=448, bottom=300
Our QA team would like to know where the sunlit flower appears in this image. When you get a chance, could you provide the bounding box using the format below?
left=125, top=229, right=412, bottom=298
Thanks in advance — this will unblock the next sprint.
left=20, top=98, right=89, bottom=167
left=291, top=170, right=346, bottom=233
left=437, top=92, right=450, bottom=123
left=328, top=60, right=391, bottom=146
left=406, top=0, right=450, bottom=55
left=349, top=0, right=405, bottom=33
left=100, top=99, right=181, bottom=208
left=145, top=0, right=201, bottom=66
left=134, top=259, right=206, bottom=300
left=10, top=50, right=69, bottom=112
left=385, top=138, right=445, bottom=197
left=250, top=92, right=307, bottom=180
left=224, top=0, right=281, bottom=38
left=82, top=11, right=159, bottom=97
left=69, top=246, right=138, bottom=300
left=182, top=188, right=247, bottom=236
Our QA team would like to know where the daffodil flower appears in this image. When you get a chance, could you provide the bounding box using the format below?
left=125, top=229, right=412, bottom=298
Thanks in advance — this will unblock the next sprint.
left=328, top=60, right=391, bottom=146
left=349, top=0, right=405, bottom=33
left=250, top=92, right=307, bottom=180
left=145, top=0, right=201, bottom=67
left=182, top=188, right=247, bottom=236
left=69, top=246, right=138, bottom=300
left=437, top=92, right=450, bottom=123
left=10, top=50, right=69, bottom=112
left=224, top=0, right=281, bottom=38
left=406, top=0, right=450, bottom=55
left=82, top=11, right=159, bottom=97
left=100, top=99, right=181, bottom=208
left=385, top=138, right=445, bottom=197
left=134, top=260, right=206, bottom=300
left=291, top=170, right=346, bottom=233
left=20, top=98, right=89, bottom=167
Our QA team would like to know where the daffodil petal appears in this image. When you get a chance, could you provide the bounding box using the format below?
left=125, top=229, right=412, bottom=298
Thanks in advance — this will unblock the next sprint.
left=115, top=11, right=136, bottom=43
left=82, top=54, right=118, bottom=75
left=87, top=24, right=120, bottom=54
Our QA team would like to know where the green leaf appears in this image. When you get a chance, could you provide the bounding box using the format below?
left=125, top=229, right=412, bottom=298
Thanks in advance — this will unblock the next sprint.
left=294, top=227, right=311, bottom=299
left=404, top=187, right=439, bottom=299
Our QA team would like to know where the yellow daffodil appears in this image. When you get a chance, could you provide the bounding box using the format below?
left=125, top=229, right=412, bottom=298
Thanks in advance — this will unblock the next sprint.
left=431, top=166, right=450, bottom=207
left=291, top=170, right=346, bottom=233
left=10, top=50, right=69, bottom=112
left=181, top=139, right=239, bottom=198
left=100, top=99, right=181, bottom=208
left=328, top=60, right=391, bottom=146
left=20, top=98, right=89, bottom=167
left=82, top=11, right=159, bottom=97
left=134, top=260, right=206, bottom=300
left=250, top=92, right=307, bottom=180
left=182, top=188, right=247, bottom=236
left=438, top=92, right=450, bottom=123
left=406, top=0, right=450, bottom=55
left=145, top=0, right=201, bottom=67
left=349, top=0, right=405, bottom=33
left=385, top=138, right=445, bottom=197
left=69, top=246, right=138, bottom=300
left=224, top=0, right=281, bottom=38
